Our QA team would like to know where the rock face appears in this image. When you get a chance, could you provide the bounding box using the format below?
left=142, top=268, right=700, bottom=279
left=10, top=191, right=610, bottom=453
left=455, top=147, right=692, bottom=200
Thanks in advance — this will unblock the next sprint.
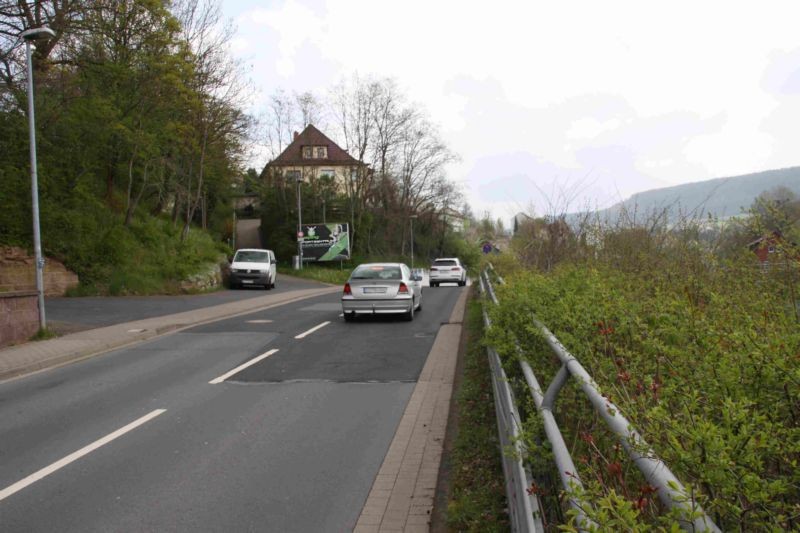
left=179, top=260, right=228, bottom=293
left=0, top=247, right=79, bottom=296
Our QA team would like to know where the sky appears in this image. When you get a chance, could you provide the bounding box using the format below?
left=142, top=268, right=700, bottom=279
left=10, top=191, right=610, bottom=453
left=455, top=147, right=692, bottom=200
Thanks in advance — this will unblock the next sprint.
left=220, top=0, right=800, bottom=223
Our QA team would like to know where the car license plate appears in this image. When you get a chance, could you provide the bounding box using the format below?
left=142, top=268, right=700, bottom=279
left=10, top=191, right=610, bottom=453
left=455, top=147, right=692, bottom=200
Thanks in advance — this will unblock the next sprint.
left=242, top=280, right=254, bottom=284
left=363, top=287, right=386, bottom=294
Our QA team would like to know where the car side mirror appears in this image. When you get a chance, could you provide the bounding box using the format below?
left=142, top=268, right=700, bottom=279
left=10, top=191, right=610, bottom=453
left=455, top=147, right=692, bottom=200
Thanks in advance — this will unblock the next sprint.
left=412, top=274, right=423, bottom=282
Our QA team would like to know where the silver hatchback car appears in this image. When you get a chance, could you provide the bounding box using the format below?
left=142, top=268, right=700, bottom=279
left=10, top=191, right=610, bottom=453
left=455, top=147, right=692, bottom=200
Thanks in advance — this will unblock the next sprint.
left=341, top=263, right=423, bottom=321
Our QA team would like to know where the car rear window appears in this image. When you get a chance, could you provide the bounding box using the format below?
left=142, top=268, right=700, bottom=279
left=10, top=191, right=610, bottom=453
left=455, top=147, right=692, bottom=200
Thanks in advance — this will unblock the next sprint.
left=433, top=260, right=457, bottom=267
left=351, top=265, right=402, bottom=280
left=234, top=251, right=269, bottom=263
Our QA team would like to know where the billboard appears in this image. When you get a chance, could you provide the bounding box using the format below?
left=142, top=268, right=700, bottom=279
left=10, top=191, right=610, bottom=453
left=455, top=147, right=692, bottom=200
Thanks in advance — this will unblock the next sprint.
left=300, top=223, right=351, bottom=261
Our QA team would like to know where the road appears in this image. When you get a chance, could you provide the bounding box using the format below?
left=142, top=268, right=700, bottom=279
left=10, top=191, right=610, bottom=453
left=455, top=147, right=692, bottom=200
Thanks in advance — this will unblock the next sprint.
left=0, top=282, right=465, bottom=531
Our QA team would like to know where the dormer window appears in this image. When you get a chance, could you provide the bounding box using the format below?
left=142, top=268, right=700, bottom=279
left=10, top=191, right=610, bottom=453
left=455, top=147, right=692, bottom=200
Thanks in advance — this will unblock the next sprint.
left=302, top=145, right=328, bottom=159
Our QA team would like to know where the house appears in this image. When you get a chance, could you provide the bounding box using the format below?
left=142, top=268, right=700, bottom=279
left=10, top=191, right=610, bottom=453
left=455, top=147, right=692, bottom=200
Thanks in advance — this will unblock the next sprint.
left=260, top=124, right=367, bottom=191
left=748, top=230, right=798, bottom=264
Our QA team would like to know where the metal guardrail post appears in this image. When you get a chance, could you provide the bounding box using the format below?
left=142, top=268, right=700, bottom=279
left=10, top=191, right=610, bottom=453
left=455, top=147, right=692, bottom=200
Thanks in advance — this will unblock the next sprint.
left=481, top=265, right=720, bottom=532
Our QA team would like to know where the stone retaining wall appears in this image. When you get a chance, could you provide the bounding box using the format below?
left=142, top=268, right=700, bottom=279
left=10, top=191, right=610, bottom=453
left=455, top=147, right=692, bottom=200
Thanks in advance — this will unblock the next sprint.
left=0, top=246, right=79, bottom=296
left=0, top=291, right=38, bottom=347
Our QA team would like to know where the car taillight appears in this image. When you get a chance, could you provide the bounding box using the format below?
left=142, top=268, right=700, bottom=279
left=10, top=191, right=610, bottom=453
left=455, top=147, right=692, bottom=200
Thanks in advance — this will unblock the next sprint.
left=343, top=283, right=352, bottom=295
left=398, top=282, right=409, bottom=294
left=451, top=267, right=461, bottom=271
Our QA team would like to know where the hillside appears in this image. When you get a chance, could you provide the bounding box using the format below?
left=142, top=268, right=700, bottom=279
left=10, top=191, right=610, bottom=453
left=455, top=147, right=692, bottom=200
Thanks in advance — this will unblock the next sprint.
left=583, top=166, right=800, bottom=224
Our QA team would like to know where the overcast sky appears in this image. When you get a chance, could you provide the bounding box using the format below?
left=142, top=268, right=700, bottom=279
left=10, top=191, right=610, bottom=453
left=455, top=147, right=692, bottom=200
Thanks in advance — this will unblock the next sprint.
left=221, top=0, right=800, bottom=222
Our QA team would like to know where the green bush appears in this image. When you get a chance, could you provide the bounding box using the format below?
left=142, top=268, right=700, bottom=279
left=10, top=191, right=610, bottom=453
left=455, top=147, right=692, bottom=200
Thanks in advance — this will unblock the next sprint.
left=487, top=250, right=800, bottom=530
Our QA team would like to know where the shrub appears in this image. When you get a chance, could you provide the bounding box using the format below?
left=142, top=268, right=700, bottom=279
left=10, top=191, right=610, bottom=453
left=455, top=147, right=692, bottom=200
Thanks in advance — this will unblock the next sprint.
left=486, top=226, right=800, bottom=530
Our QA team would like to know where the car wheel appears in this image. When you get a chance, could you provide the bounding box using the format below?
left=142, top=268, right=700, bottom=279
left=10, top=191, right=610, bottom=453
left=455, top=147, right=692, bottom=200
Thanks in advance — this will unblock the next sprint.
left=344, top=312, right=355, bottom=322
left=404, top=303, right=415, bottom=321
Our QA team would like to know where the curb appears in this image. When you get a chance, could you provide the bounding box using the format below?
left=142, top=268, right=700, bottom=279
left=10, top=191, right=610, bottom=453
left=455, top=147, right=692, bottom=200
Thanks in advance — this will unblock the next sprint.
left=354, top=288, right=470, bottom=532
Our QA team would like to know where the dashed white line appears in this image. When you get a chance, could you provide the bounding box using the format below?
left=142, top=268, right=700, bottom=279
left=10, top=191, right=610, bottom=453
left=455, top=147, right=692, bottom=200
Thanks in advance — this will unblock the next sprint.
left=246, top=319, right=273, bottom=324
left=294, top=321, right=331, bottom=339
left=0, top=409, right=166, bottom=503
left=209, top=348, right=279, bottom=384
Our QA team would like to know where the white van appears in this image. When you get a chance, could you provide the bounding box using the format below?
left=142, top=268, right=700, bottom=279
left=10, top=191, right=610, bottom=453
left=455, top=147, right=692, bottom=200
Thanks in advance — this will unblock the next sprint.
left=229, top=249, right=277, bottom=290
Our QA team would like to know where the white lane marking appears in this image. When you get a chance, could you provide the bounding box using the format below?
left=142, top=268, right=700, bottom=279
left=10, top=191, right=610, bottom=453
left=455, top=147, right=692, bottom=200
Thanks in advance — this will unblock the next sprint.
left=209, top=348, right=279, bottom=384
left=127, top=329, right=145, bottom=333
left=246, top=319, right=273, bottom=324
left=0, top=409, right=166, bottom=503
left=294, top=321, right=331, bottom=339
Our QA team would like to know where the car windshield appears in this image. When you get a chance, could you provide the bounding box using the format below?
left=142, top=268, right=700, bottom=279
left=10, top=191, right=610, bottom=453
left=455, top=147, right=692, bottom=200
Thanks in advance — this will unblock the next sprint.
left=234, top=251, right=269, bottom=263
left=351, top=265, right=402, bottom=280
left=433, top=260, right=457, bottom=267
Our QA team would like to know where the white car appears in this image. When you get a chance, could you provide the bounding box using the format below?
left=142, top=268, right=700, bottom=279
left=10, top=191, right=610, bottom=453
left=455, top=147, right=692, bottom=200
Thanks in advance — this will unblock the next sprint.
left=429, top=257, right=467, bottom=287
left=229, top=248, right=277, bottom=290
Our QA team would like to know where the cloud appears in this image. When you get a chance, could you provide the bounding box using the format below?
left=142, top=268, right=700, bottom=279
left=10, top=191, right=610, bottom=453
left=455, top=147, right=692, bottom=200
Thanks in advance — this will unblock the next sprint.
left=223, top=0, right=800, bottom=223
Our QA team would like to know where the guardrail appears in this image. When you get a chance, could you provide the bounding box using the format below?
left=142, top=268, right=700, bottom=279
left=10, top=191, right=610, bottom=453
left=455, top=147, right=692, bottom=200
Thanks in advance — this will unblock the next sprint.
left=479, top=264, right=720, bottom=532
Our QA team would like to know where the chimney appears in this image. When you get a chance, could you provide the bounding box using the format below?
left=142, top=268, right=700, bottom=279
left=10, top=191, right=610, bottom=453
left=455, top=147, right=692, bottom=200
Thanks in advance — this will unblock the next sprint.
left=293, top=131, right=299, bottom=140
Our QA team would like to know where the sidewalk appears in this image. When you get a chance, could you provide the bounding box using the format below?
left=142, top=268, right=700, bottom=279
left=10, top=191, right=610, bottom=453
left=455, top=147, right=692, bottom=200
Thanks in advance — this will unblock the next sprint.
left=354, top=288, right=469, bottom=532
left=0, top=286, right=340, bottom=382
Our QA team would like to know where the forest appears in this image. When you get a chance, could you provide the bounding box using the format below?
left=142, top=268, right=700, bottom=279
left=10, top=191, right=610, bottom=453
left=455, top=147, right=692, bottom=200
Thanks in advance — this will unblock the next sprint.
left=0, top=0, right=474, bottom=293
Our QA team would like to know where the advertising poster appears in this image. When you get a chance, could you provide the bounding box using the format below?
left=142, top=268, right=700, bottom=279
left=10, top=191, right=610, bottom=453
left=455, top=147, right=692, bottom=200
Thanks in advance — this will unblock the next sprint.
left=300, top=223, right=351, bottom=261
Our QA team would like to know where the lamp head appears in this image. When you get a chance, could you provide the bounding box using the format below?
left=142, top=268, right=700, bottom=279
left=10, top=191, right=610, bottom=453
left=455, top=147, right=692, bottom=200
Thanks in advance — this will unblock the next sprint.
left=20, top=26, right=56, bottom=41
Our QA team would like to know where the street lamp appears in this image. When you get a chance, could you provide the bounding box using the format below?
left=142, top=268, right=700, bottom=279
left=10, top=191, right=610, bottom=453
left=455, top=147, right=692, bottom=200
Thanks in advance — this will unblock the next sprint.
left=295, top=172, right=303, bottom=270
left=21, top=25, right=56, bottom=331
left=410, top=214, right=418, bottom=269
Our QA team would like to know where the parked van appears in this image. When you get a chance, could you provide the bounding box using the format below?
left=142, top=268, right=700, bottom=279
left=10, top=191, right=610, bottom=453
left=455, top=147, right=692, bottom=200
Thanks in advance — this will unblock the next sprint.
left=229, top=248, right=277, bottom=290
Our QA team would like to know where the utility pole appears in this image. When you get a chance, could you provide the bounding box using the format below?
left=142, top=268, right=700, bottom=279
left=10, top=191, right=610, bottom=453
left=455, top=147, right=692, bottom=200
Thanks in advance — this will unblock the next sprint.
left=296, top=174, right=303, bottom=270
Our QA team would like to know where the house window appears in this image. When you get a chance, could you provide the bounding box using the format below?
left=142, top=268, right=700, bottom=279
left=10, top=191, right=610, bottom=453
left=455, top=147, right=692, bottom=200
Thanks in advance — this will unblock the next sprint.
left=286, top=170, right=301, bottom=181
left=302, top=147, right=313, bottom=159
left=315, top=146, right=327, bottom=158
left=319, top=169, right=335, bottom=179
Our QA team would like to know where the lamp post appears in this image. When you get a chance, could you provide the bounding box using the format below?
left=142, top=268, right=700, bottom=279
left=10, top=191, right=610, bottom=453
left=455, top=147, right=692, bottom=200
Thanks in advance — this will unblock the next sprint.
left=296, top=172, right=303, bottom=270
left=410, top=214, right=418, bottom=269
left=21, top=26, right=56, bottom=331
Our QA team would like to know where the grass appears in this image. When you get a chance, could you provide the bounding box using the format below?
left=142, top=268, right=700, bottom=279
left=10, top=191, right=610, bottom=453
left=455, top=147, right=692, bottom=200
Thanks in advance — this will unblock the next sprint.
left=277, top=263, right=352, bottom=285
left=29, top=328, right=58, bottom=341
left=444, top=296, right=509, bottom=531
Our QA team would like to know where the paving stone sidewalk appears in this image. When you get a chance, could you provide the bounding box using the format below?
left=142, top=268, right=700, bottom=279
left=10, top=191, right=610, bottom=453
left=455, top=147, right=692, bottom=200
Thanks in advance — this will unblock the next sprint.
left=354, top=288, right=469, bottom=532
left=0, top=286, right=339, bottom=382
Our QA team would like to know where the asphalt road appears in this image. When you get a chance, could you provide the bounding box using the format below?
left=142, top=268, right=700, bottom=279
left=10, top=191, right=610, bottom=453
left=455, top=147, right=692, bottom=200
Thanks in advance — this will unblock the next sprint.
left=0, top=283, right=465, bottom=531
left=45, top=275, right=325, bottom=332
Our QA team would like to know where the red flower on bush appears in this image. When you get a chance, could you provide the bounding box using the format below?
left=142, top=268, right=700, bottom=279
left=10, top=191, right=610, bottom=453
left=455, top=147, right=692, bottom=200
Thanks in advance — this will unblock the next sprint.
left=596, top=320, right=615, bottom=336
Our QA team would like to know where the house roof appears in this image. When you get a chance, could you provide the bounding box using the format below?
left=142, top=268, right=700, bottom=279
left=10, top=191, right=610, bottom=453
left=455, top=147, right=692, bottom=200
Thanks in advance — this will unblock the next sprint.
left=264, top=124, right=364, bottom=168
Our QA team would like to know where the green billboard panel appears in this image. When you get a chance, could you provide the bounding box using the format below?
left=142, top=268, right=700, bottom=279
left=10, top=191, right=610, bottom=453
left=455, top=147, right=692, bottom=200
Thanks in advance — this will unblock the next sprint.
left=300, top=223, right=351, bottom=261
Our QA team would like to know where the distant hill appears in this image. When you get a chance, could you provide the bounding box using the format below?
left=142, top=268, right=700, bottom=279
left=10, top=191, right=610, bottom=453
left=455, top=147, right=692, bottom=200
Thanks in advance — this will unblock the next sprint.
left=577, top=167, right=800, bottom=225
